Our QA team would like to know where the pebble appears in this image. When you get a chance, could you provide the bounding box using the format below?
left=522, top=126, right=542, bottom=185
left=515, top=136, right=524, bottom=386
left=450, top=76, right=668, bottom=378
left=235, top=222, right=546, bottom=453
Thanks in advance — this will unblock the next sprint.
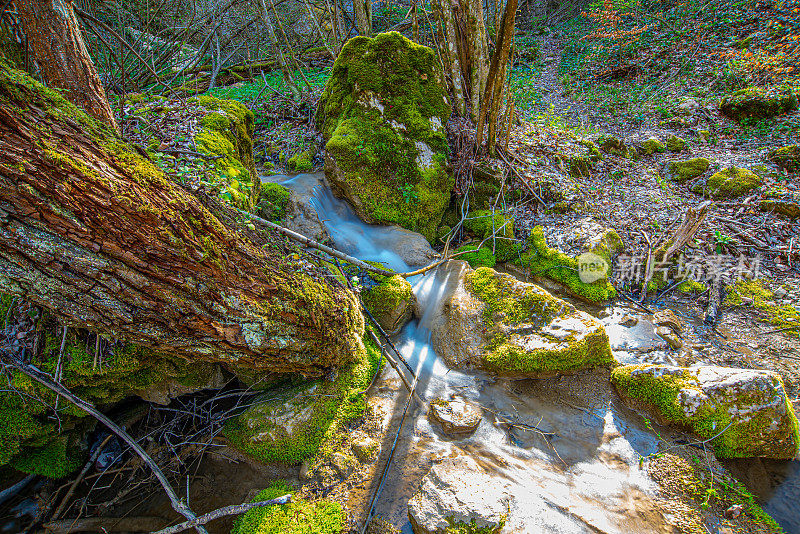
left=774, top=287, right=788, bottom=299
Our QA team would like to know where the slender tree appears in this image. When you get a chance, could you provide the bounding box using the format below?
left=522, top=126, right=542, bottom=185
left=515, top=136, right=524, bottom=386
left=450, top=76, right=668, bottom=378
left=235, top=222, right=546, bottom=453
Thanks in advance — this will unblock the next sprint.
left=16, top=0, right=119, bottom=132
left=354, top=0, right=372, bottom=36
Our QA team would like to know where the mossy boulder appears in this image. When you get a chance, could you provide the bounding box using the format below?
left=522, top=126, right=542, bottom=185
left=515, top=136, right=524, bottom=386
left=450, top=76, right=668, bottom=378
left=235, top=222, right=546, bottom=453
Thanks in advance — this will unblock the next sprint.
left=232, top=480, right=344, bottom=534
left=720, top=87, right=797, bottom=121
left=611, top=364, right=800, bottom=459
left=317, top=32, right=453, bottom=242
left=760, top=199, right=800, bottom=218
left=363, top=275, right=416, bottom=336
left=693, top=167, right=762, bottom=199
left=257, top=182, right=291, bottom=221
left=514, top=226, right=616, bottom=303
left=665, top=158, right=710, bottom=182
left=427, top=263, right=615, bottom=378
left=463, top=210, right=518, bottom=262
left=768, top=144, right=800, bottom=173
left=469, top=161, right=506, bottom=209
left=637, top=137, right=667, bottom=156
left=287, top=149, right=315, bottom=173
left=223, top=331, right=382, bottom=464
left=665, top=134, right=687, bottom=152
left=191, top=95, right=260, bottom=210
left=596, top=135, right=630, bottom=158
left=456, top=244, right=496, bottom=269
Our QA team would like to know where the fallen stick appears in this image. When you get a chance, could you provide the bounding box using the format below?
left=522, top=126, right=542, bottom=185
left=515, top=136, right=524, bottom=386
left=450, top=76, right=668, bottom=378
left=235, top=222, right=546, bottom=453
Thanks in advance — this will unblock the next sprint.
left=51, top=434, right=114, bottom=520
left=0, top=473, right=35, bottom=508
left=152, top=495, right=291, bottom=534
left=368, top=331, right=423, bottom=405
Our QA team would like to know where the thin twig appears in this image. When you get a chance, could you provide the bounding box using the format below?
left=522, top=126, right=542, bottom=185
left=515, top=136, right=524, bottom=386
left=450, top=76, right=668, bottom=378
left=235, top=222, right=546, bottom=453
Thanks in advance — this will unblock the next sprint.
left=152, top=495, right=291, bottom=534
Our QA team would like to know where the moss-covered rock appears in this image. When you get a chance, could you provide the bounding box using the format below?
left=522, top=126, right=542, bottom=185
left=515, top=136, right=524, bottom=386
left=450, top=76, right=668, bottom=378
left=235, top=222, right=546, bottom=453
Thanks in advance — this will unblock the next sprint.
left=463, top=210, right=518, bottom=262
left=317, top=32, right=453, bottom=242
left=665, top=134, right=687, bottom=152
left=665, top=158, right=710, bottom=182
left=456, top=245, right=496, bottom=269
left=720, top=87, right=797, bottom=121
left=232, top=480, right=344, bottom=534
left=287, top=149, right=315, bottom=173
left=190, top=95, right=260, bottom=210
left=611, top=364, right=800, bottom=459
left=469, top=162, right=505, bottom=209
left=723, top=278, right=800, bottom=335
left=363, top=275, right=415, bottom=336
left=596, top=135, right=630, bottom=158
left=514, top=226, right=616, bottom=303
left=693, top=167, right=762, bottom=199
left=768, top=144, right=800, bottom=173
left=257, top=182, right=291, bottom=221
left=223, top=331, right=382, bottom=464
left=427, top=263, right=615, bottom=378
left=637, top=137, right=666, bottom=156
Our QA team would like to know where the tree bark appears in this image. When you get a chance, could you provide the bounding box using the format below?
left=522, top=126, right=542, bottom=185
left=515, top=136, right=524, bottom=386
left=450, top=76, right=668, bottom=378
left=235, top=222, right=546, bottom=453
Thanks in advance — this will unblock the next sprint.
left=0, top=64, right=364, bottom=376
left=354, top=0, right=372, bottom=36
left=17, top=0, right=119, bottom=132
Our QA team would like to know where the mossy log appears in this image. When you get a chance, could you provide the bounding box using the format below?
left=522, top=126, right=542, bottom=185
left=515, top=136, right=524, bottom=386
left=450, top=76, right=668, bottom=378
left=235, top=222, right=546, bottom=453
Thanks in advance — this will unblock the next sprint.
left=0, top=63, right=364, bottom=376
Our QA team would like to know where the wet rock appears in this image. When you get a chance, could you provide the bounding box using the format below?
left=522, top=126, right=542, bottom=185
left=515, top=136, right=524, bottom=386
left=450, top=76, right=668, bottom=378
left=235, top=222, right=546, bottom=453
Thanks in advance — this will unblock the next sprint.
left=611, top=364, right=800, bottom=458
left=693, top=167, right=762, bottom=199
left=655, top=326, right=682, bottom=350
left=364, top=275, right=416, bottom=336
left=408, top=456, right=511, bottom=534
left=618, top=314, right=639, bottom=327
left=428, top=397, right=482, bottom=436
left=266, top=173, right=329, bottom=241
left=381, top=226, right=440, bottom=268
left=318, top=32, right=452, bottom=242
left=135, top=363, right=225, bottom=405
left=427, top=262, right=615, bottom=378
left=652, top=309, right=683, bottom=333
left=720, top=87, right=797, bottom=121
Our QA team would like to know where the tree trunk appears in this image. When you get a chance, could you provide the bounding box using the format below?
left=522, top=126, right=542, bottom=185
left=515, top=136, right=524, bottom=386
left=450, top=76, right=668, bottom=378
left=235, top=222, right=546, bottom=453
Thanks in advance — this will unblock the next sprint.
left=0, top=64, right=364, bottom=376
left=17, top=0, right=119, bottom=132
left=434, top=0, right=489, bottom=121
left=354, top=0, right=372, bottom=36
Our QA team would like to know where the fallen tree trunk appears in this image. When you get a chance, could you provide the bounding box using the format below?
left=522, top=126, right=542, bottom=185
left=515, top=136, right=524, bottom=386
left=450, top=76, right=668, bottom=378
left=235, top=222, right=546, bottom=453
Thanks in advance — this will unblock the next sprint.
left=0, top=63, right=364, bottom=376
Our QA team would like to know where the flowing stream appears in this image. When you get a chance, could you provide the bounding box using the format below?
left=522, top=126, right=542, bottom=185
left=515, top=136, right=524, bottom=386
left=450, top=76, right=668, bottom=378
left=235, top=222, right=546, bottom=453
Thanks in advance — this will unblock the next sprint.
left=266, top=172, right=799, bottom=534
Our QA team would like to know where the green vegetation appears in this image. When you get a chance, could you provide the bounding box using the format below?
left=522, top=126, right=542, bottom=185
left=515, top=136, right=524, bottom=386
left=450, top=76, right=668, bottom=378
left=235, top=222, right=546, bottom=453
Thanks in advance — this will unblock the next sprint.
left=515, top=226, right=616, bottom=302
left=232, top=480, right=344, bottom=534
left=665, top=134, right=687, bottom=152
left=611, top=364, right=800, bottom=458
left=693, top=167, right=762, bottom=198
left=258, top=182, right=291, bottom=221
left=720, top=87, right=797, bottom=121
left=445, top=517, right=505, bottom=534
left=638, top=137, right=666, bottom=155
left=768, top=144, right=800, bottom=173
left=456, top=244, right=497, bottom=268
left=463, top=210, right=519, bottom=262
left=317, top=32, right=453, bottom=242
left=464, top=267, right=614, bottom=376
left=723, top=278, right=800, bottom=335
left=665, top=158, right=710, bottom=182
left=223, top=330, right=383, bottom=464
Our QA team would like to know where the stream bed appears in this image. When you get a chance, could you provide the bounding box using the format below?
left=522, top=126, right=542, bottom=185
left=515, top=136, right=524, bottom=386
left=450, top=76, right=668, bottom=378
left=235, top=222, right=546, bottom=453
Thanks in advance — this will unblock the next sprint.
left=265, top=172, right=799, bottom=533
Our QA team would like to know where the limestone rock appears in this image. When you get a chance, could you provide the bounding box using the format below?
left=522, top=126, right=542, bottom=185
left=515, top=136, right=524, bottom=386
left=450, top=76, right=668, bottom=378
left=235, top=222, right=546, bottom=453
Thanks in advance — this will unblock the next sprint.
left=363, top=275, right=416, bottom=336
left=351, top=434, right=380, bottom=462
left=655, top=326, right=682, bottom=350
left=428, top=397, right=482, bottom=436
left=720, top=87, right=797, bottom=121
left=694, top=167, right=762, bottom=199
left=408, top=456, right=511, bottom=534
left=676, top=98, right=701, bottom=115
left=665, top=134, right=687, bottom=152
left=653, top=309, right=683, bottom=333
left=135, top=363, right=226, bottom=405
left=636, top=137, right=666, bottom=156
left=427, top=262, right=615, bottom=378
left=317, top=32, right=453, bottom=242
left=611, top=364, right=800, bottom=458
left=595, top=135, right=629, bottom=158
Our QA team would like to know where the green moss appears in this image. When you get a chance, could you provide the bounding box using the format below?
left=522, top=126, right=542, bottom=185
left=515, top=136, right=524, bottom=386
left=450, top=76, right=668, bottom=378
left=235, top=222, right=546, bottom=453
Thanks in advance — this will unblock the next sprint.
left=456, top=245, right=496, bottom=268
left=639, top=137, right=666, bottom=155
left=666, top=158, right=710, bottom=182
left=768, top=144, right=800, bottom=173
left=665, top=134, right=687, bottom=152
left=678, top=279, right=707, bottom=293
left=464, top=267, right=614, bottom=375
left=223, top=329, right=383, bottom=464
left=317, top=32, right=453, bottom=242
left=258, top=183, right=290, bottom=221
left=723, top=278, right=800, bottom=335
left=363, top=275, right=413, bottom=319
left=566, top=155, right=591, bottom=177
left=720, top=87, right=797, bottom=121
left=287, top=150, right=314, bottom=173
left=445, top=517, right=505, bottom=533
left=611, top=365, right=800, bottom=458
left=9, top=438, right=81, bottom=478
left=463, top=211, right=518, bottom=262
left=515, top=226, right=616, bottom=302
left=694, top=167, right=762, bottom=199
left=231, top=480, right=344, bottom=534
left=596, top=135, right=629, bottom=158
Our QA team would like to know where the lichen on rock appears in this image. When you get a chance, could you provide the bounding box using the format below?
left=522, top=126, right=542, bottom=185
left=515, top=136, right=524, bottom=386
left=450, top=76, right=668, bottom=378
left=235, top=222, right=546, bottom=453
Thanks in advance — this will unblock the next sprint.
left=317, top=32, right=453, bottom=242
left=427, top=263, right=615, bottom=378
left=611, top=364, right=800, bottom=458
left=720, top=87, right=797, bottom=121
